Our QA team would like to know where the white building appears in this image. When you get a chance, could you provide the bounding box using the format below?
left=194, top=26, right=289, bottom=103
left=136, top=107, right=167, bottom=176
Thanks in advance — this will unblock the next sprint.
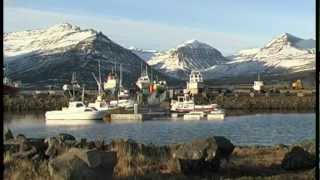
left=253, top=74, right=264, bottom=91
left=185, top=71, right=204, bottom=95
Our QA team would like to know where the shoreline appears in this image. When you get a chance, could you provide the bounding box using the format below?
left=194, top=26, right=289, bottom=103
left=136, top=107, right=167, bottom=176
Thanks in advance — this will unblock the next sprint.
left=4, top=131, right=316, bottom=180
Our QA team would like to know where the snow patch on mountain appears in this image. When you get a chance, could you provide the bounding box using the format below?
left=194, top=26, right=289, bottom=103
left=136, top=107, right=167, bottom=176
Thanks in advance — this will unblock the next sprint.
left=4, top=23, right=110, bottom=59
left=128, top=46, right=158, bottom=61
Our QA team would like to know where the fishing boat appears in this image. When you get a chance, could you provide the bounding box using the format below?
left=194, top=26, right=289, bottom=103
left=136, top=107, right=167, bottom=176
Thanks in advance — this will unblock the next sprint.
left=62, top=72, right=81, bottom=98
left=88, top=60, right=111, bottom=111
left=136, top=65, right=150, bottom=90
left=109, top=64, right=135, bottom=109
left=170, top=95, right=217, bottom=113
left=183, top=111, right=205, bottom=121
left=103, top=63, right=119, bottom=95
left=45, top=101, right=107, bottom=120
left=207, top=108, right=225, bottom=120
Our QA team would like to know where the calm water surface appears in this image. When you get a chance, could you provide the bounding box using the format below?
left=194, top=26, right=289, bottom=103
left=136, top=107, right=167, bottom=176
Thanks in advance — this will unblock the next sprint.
left=4, top=112, right=315, bottom=146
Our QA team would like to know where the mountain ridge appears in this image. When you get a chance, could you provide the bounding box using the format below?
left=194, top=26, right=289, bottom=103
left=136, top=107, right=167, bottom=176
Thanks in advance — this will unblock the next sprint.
left=4, top=23, right=182, bottom=88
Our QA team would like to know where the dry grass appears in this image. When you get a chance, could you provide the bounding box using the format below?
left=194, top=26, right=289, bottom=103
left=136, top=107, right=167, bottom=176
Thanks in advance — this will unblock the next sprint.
left=4, top=153, right=51, bottom=180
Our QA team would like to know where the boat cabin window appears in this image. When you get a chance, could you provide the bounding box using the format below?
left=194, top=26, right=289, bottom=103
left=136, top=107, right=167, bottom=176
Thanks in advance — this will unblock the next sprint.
left=84, top=109, right=93, bottom=112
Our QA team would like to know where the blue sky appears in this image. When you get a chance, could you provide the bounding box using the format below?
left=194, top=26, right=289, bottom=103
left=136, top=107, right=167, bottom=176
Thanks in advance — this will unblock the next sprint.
left=4, top=0, right=315, bottom=55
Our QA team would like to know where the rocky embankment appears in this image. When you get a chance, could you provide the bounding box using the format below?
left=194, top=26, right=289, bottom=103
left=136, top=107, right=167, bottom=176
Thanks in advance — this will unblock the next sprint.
left=3, top=94, right=97, bottom=112
left=4, top=129, right=316, bottom=180
left=4, top=93, right=316, bottom=112
left=197, top=94, right=315, bottom=110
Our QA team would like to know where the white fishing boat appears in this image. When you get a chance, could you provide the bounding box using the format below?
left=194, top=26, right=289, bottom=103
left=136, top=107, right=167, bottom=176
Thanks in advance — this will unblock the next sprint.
left=103, top=63, right=119, bottom=96
left=89, top=61, right=112, bottom=111
left=45, top=101, right=107, bottom=120
left=103, top=72, right=118, bottom=94
left=136, top=65, right=150, bottom=90
left=109, top=64, right=135, bottom=109
left=88, top=95, right=111, bottom=111
left=183, top=111, right=205, bottom=121
left=170, top=95, right=217, bottom=113
left=207, top=108, right=225, bottom=120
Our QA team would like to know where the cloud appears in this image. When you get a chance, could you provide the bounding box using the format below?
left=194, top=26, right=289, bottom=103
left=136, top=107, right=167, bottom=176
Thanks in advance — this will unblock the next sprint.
left=4, top=7, right=267, bottom=55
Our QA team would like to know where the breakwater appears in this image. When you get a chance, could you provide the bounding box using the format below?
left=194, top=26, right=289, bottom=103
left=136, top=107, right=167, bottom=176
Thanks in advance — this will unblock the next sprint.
left=204, top=95, right=315, bottom=110
left=3, top=94, right=315, bottom=112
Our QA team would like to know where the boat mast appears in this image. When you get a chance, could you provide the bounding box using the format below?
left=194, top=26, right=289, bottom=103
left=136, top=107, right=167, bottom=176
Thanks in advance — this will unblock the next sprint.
left=71, top=72, right=76, bottom=100
left=81, top=84, right=85, bottom=102
left=146, top=64, right=148, bottom=77
left=119, top=64, right=122, bottom=88
left=140, top=62, right=143, bottom=76
left=98, top=60, right=102, bottom=96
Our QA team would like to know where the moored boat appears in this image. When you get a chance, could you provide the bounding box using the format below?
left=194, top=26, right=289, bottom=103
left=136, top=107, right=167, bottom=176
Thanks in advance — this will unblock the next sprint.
left=183, top=111, right=205, bottom=120
left=170, top=95, right=217, bottom=113
left=207, top=108, right=225, bottom=120
left=45, top=101, right=107, bottom=120
left=136, top=65, right=150, bottom=90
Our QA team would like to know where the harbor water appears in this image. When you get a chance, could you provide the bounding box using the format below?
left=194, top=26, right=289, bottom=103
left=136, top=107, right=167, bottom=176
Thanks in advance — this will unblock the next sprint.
left=4, top=112, right=315, bottom=146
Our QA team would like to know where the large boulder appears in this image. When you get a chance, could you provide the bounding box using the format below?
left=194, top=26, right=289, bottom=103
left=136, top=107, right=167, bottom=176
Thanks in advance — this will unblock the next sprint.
left=48, top=151, right=97, bottom=180
left=68, top=148, right=117, bottom=168
left=58, top=133, right=76, bottom=142
left=281, top=146, right=315, bottom=170
left=11, top=136, right=47, bottom=160
left=49, top=148, right=116, bottom=180
left=45, top=135, right=77, bottom=159
left=171, top=137, right=234, bottom=161
left=45, top=136, right=64, bottom=159
left=170, top=136, right=234, bottom=174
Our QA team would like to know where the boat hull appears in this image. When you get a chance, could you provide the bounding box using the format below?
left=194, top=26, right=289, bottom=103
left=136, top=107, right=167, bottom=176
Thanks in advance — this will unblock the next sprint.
left=183, top=114, right=202, bottom=120
left=207, top=113, right=225, bottom=120
left=45, top=110, right=107, bottom=120
left=3, top=85, right=19, bottom=95
left=173, top=106, right=215, bottom=113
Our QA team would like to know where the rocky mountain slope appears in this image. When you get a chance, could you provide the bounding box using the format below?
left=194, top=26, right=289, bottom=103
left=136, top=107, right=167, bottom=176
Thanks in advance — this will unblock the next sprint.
left=144, top=33, right=314, bottom=81
left=203, top=33, right=315, bottom=79
left=147, top=40, right=229, bottom=79
left=4, top=23, right=179, bottom=88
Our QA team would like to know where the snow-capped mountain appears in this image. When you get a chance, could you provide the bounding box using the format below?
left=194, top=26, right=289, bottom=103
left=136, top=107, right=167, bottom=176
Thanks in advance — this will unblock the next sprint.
left=204, top=33, right=315, bottom=79
left=4, top=23, right=178, bottom=88
left=145, top=33, right=314, bottom=80
left=147, top=40, right=228, bottom=79
left=128, top=46, right=157, bottom=62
